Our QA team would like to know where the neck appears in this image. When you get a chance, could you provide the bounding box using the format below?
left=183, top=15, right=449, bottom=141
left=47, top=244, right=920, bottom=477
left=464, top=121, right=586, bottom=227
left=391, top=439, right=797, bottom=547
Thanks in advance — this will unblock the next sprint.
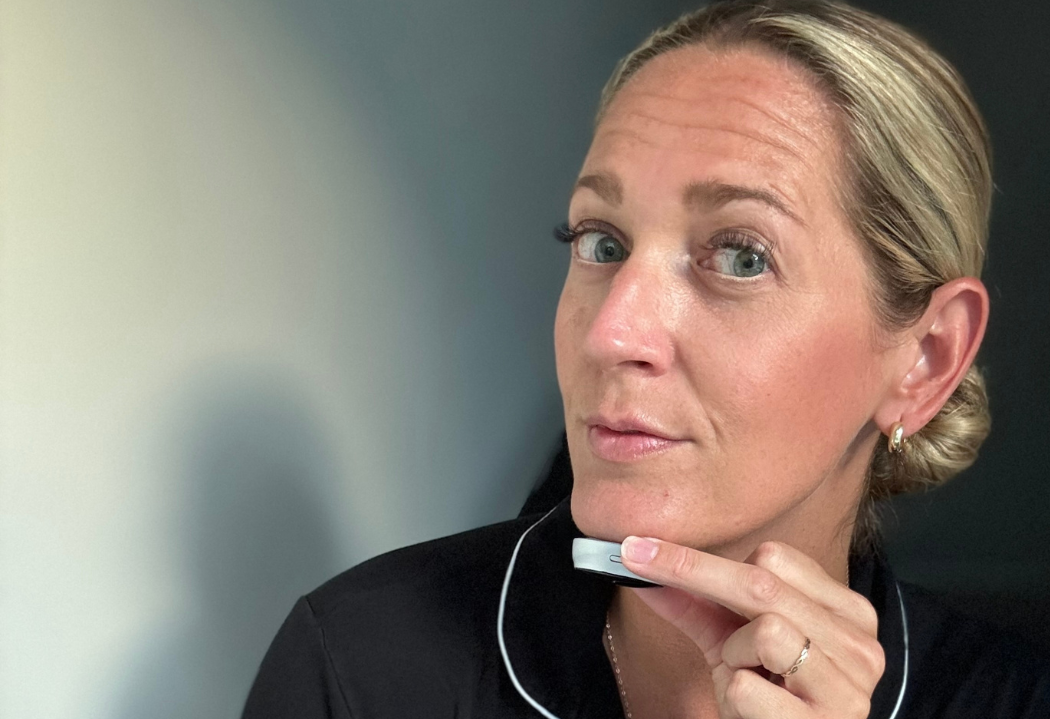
left=609, top=541, right=851, bottom=719
left=607, top=473, right=859, bottom=718
left=608, top=587, right=718, bottom=718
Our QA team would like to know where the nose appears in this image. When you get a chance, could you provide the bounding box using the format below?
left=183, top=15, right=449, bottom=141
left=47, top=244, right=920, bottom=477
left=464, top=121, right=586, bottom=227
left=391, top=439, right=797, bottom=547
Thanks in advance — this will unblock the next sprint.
left=583, top=256, right=675, bottom=374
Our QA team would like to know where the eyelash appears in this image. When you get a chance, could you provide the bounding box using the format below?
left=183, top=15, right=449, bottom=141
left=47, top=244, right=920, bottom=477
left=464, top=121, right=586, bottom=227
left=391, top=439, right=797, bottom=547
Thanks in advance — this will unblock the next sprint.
left=554, top=222, right=774, bottom=270
left=708, top=230, right=774, bottom=269
left=553, top=221, right=601, bottom=245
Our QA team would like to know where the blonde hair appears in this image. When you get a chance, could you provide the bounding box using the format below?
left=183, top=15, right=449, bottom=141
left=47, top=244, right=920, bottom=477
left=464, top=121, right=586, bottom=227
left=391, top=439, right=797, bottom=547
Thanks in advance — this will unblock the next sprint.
left=599, top=0, right=992, bottom=552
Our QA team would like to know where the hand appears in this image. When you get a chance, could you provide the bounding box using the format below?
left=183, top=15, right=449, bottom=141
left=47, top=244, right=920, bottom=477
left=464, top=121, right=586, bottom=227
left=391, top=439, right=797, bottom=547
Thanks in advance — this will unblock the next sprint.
left=618, top=537, right=885, bottom=719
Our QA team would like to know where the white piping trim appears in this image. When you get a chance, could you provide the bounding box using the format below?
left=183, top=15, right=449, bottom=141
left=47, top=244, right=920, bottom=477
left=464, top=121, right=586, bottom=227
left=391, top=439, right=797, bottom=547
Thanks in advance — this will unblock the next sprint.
left=497, top=506, right=562, bottom=719
left=886, top=582, right=910, bottom=719
left=498, top=515, right=911, bottom=719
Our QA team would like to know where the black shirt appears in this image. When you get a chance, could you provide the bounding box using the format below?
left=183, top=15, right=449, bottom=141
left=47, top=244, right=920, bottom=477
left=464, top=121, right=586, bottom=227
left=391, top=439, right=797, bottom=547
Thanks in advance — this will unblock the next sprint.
left=242, top=500, right=1050, bottom=718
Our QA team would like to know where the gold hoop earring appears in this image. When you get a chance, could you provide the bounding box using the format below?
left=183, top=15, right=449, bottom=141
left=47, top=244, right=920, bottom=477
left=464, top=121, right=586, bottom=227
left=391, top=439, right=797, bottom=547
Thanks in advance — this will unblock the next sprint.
left=888, top=422, right=905, bottom=454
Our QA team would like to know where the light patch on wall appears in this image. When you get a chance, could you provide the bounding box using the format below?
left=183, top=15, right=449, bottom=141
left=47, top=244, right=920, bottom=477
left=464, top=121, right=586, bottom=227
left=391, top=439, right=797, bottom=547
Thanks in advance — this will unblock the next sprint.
left=0, top=0, right=440, bottom=716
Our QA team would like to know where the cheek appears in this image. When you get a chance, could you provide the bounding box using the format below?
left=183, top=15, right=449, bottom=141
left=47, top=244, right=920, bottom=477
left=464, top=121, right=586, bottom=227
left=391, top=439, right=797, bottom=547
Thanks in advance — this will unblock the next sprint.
left=553, top=281, right=587, bottom=394
left=714, top=302, right=884, bottom=471
left=554, top=269, right=607, bottom=369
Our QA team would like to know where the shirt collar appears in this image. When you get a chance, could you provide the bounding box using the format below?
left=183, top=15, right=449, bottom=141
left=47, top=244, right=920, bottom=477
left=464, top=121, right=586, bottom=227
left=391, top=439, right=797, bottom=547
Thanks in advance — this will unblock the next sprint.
left=499, top=499, right=908, bottom=719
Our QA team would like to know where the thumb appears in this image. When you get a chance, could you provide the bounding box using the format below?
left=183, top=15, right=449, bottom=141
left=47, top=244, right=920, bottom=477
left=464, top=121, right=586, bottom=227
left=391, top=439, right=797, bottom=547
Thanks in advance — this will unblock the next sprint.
left=629, top=585, right=747, bottom=667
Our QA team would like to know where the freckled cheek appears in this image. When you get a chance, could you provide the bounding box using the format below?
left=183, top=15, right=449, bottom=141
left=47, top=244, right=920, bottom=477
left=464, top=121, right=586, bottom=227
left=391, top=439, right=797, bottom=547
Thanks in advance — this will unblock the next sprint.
left=553, top=284, right=594, bottom=398
left=722, top=323, right=879, bottom=461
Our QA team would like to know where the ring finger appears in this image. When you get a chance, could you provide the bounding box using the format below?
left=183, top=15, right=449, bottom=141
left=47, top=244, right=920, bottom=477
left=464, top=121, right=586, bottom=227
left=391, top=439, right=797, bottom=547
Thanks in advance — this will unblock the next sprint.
left=720, top=612, right=856, bottom=704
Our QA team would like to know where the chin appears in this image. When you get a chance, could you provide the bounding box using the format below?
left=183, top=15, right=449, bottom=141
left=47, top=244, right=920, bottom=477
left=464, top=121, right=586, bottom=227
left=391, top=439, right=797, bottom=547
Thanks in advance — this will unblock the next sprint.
left=570, top=478, right=691, bottom=545
left=569, top=473, right=767, bottom=553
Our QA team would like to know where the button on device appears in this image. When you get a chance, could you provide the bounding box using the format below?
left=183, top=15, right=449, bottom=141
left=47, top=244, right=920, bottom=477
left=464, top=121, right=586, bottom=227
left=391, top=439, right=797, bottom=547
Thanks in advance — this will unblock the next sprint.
left=571, top=538, right=661, bottom=588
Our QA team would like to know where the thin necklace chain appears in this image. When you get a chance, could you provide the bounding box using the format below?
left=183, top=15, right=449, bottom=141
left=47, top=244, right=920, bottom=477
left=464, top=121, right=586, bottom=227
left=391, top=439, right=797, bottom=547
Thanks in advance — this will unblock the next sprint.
left=604, top=611, right=633, bottom=719
left=604, top=565, right=850, bottom=719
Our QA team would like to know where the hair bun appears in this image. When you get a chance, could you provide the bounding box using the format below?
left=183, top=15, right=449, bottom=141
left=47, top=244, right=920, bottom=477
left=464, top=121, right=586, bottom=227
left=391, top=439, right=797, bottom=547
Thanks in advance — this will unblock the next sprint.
left=855, top=365, right=990, bottom=551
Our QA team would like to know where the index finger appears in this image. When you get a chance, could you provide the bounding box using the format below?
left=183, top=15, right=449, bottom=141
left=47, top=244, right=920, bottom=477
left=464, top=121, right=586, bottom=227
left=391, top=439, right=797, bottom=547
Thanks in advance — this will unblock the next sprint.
left=619, top=535, right=813, bottom=624
left=621, top=536, right=886, bottom=694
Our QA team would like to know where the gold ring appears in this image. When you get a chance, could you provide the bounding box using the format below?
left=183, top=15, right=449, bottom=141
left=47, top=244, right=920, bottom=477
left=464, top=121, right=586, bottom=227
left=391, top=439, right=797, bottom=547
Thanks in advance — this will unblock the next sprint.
left=781, top=637, right=810, bottom=677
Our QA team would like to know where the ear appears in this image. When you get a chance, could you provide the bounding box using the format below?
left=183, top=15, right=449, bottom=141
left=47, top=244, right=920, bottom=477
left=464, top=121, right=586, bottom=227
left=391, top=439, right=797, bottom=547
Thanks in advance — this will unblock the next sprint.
left=875, top=277, right=989, bottom=438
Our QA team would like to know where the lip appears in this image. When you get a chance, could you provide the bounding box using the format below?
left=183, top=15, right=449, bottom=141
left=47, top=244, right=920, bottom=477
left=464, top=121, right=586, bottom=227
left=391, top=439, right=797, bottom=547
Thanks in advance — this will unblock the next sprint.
left=585, top=415, right=685, bottom=462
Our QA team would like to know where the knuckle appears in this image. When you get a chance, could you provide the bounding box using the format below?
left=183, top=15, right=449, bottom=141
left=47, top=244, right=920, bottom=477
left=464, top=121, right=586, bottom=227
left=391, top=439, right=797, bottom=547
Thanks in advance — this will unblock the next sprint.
left=842, top=631, right=886, bottom=682
left=669, top=546, right=700, bottom=583
left=857, top=598, right=880, bottom=635
left=744, top=566, right=781, bottom=606
left=751, top=541, right=786, bottom=572
left=752, top=614, right=793, bottom=672
left=845, top=593, right=879, bottom=634
left=724, top=669, right=757, bottom=707
left=845, top=692, right=872, bottom=719
left=753, top=613, right=790, bottom=648
left=865, top=639, right=887, bottom=680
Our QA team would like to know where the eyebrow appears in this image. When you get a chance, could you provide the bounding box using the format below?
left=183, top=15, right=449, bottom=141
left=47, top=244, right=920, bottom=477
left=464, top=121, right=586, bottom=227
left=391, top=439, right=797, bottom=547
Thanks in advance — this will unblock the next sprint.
left=573, top=173, right=623, bottom=206
left=572, top=171, right=804, bottom=227
left=683, top=180, right=804, bottom=226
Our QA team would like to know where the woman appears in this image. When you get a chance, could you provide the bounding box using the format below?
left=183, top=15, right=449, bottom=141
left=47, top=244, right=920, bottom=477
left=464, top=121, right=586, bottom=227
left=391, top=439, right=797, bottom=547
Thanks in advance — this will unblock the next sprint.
left=242, top=1, right=1049, bottom=717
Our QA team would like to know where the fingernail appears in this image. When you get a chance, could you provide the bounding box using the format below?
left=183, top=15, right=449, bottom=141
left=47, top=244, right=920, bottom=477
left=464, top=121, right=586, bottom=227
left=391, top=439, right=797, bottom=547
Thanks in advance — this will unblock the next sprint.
left=621, top=536, right=658, bottom=563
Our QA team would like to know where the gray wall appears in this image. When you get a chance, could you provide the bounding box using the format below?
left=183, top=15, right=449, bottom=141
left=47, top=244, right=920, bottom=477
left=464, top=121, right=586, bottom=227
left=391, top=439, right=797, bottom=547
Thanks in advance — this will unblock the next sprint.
left=0, top=1, right=690, bottom=717
left=1, top=1, right=1045, bottom=718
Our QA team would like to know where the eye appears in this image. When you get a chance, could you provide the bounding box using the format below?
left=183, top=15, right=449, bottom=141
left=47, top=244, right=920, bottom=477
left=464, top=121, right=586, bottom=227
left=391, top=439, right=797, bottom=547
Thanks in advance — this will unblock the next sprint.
left=704, top=232, right=771, bottom=278
left=577, top=231, right=628, bottom=264
left=554, top=222, right=629, bottom=264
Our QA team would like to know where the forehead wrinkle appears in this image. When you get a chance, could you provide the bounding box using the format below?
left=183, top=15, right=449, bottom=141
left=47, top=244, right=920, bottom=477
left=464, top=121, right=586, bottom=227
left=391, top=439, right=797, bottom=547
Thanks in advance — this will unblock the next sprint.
left=588, top=123, right=811, bottom=218
left=723, top=92, right=831, bottom=158
left=611, top=49, right=837, bottom=165
left=623, top=85, right=819, bottom=144
left=615, top=106, right=807, bottom=164
left=590, top=125, right=667, bottom=153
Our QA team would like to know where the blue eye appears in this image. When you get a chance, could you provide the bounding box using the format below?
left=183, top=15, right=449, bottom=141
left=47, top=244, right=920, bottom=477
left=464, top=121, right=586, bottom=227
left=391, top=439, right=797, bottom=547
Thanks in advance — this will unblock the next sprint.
left=711, top=247, right=766, bottom=277
left=577, top=231, right=628, bottom=264
left=707, top=232, right=771, bottom=278
left=553, top=222, right=629, bottom=264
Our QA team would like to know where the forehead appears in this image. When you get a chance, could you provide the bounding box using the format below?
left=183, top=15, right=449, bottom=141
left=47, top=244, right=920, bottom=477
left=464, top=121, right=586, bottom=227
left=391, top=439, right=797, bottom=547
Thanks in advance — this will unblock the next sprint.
left=585, top=45, right=843, bottom=217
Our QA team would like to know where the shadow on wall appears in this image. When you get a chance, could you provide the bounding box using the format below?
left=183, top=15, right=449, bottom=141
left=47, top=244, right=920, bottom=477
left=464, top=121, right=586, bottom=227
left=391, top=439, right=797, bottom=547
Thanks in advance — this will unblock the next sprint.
left=110, top=367, right=348, bottom=719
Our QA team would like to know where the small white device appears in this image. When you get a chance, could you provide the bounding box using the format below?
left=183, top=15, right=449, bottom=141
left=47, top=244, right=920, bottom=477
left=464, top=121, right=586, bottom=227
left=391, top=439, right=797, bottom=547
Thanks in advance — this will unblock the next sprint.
left=571, top=537, right=661, bottom=588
